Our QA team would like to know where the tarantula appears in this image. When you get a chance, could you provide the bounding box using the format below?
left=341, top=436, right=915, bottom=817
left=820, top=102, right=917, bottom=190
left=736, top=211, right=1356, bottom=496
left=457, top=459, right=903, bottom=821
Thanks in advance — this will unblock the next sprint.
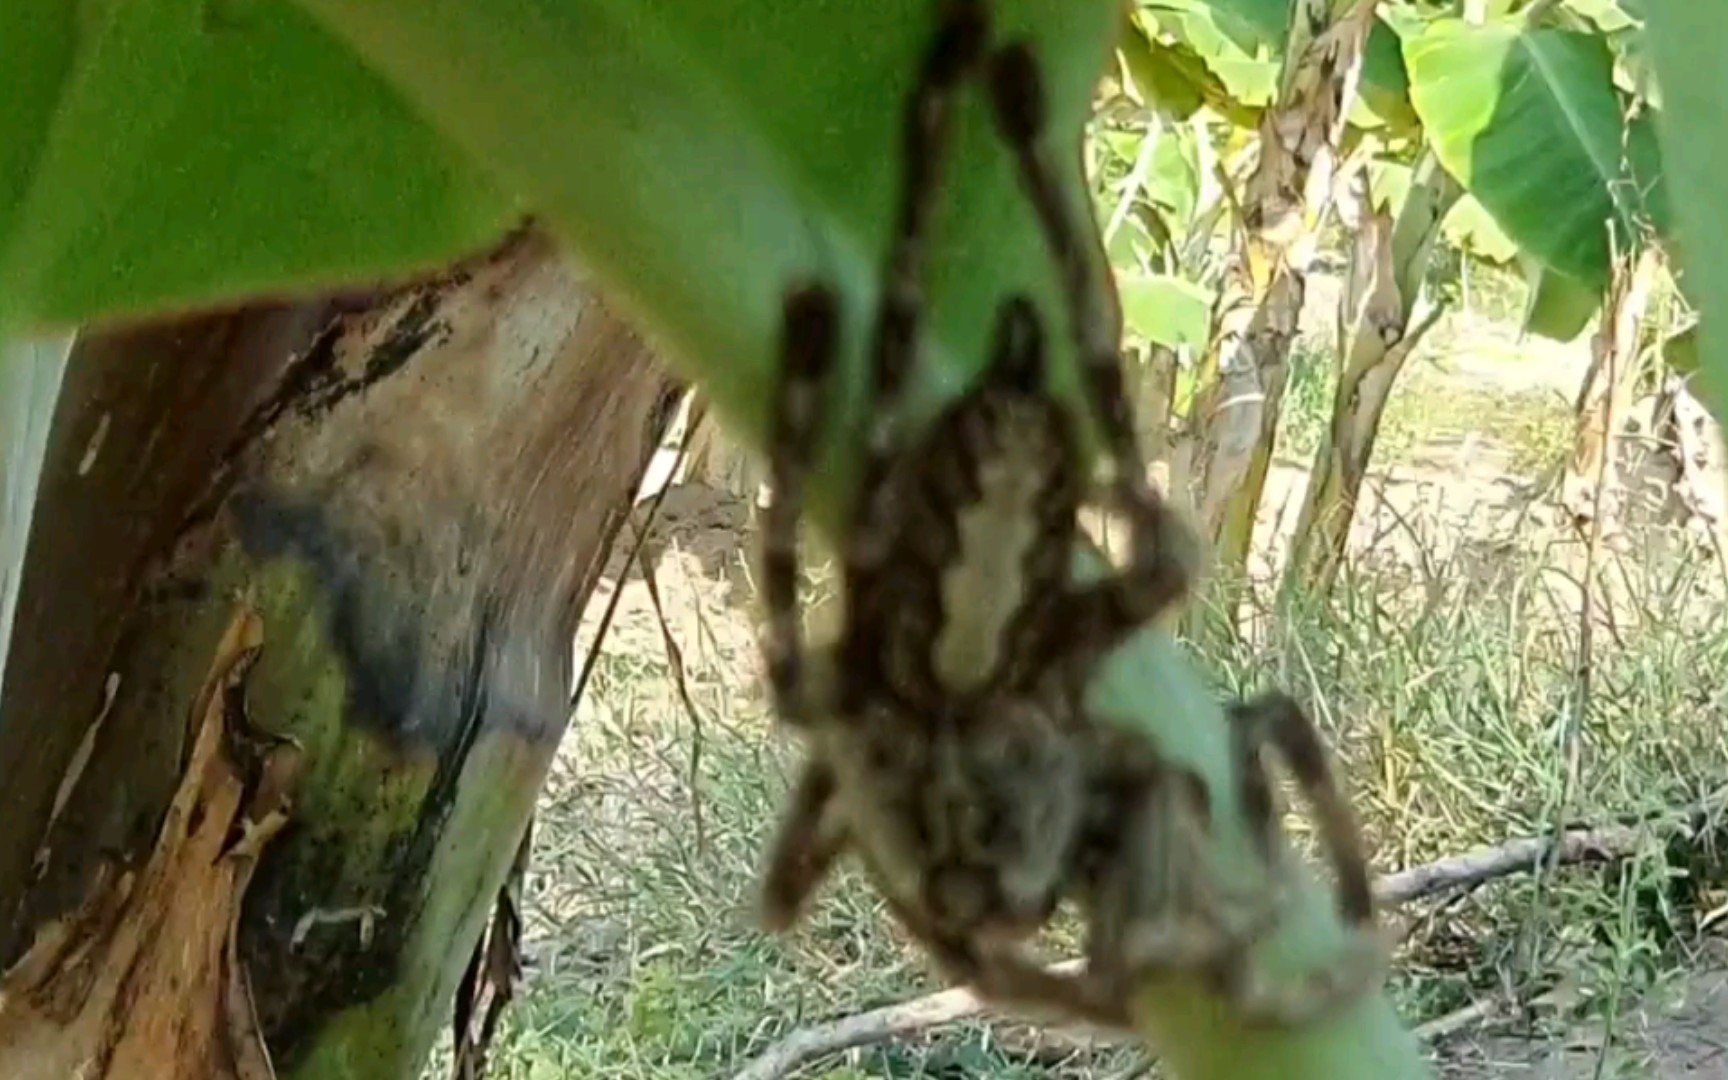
left=752, top=0, right=1381, bottom=1029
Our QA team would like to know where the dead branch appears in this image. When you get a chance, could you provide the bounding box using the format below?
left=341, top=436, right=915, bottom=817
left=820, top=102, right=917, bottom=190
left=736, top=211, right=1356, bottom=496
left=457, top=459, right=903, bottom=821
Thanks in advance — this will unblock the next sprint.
left=1410, top=998, right=1498, bottom=1044
left=1375, top=815, right=1672, bottom=908
left=730, top=961, right=1086, bottom=1080
left=728, top=797, right=1725, bottom=1080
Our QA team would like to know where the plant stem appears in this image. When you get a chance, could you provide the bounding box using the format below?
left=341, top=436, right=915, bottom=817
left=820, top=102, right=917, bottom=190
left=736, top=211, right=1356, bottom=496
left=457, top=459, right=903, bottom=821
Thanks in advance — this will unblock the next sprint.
left=1086, top=625, right=1429, bottom=1080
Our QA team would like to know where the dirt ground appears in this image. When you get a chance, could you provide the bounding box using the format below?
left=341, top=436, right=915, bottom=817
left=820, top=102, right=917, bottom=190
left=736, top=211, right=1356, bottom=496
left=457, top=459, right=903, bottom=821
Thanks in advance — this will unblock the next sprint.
left=1431, top=963, right=1728, bottom=1078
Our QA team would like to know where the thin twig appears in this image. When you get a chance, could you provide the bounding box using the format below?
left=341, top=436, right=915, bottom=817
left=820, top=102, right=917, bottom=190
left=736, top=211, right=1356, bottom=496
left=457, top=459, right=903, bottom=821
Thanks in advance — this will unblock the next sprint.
left=636, top=536, right=708, bottom=860
left=568, top=403, right=698, bottom=713
left=1374, top=792, right=1723, bottom=905
left=727, top=796, right=1726, bottom=1080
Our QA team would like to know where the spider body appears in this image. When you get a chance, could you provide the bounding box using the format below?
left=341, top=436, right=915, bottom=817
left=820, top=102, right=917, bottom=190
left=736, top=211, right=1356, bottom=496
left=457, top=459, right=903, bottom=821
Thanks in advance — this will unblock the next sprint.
left=762, top=289, right=1103, bottom=946
left=752, top=0, right=1382, bottom=1031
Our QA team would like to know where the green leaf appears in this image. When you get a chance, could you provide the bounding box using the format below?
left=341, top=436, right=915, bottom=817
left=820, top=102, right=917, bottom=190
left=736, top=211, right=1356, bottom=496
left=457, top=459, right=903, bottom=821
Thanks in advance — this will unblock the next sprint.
left=1150, top=0, right=1276, bottom=56
left=1106, top=212, right=1159, bottom=276
left=1443, top=195, right=1521, bottom=265
left=1356, top=16, right=1420, bottom=134
left=1664, top=323, right=1700, bottom=378
left=1645, top=2, right=1728, bottom=418
left=1145, top=0, right=1280, bottom=107
left=1099, top=130, right=1147, bottom=171
left=1, top=0, right=517, bottom=332
left=1099, top=128, right=1191, bottom=275
left=1, top=4, right=74, bottom=274
left=278, top=4, right=1430, bottom=1074
left=1365, top=160, right=1520, bottom=266
left=1521, top=258, right=1601, bottom=342
left=1403, top=18, right=1661, bottom=290
left=1144, top=0, right=1414, bottom=130
left=1120, top=20, right=1210, bottom=121
left=1147, top=127, right=1203, bottom=228
left=1121, top=273, right=1215, bottom=349
left=1366, top=158, right=1412, bottom=216
left=287, top=0, right=1136, bottom=523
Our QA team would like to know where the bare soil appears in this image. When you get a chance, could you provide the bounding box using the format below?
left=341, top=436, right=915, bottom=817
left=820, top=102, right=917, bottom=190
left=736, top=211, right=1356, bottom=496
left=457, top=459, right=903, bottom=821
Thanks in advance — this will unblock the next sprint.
left=1433, top=963, right=1728, bottom=1078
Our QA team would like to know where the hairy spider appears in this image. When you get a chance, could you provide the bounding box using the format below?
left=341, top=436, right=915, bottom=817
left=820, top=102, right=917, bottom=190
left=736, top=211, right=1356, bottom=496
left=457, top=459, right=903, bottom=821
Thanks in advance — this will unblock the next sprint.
left=752, top=0, right=1381, bottom=1030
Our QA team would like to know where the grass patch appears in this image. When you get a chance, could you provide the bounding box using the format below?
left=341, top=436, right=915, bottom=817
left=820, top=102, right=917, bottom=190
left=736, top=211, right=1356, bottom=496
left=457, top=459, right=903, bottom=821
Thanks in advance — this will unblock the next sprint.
left=463, top=492, right=1728, bottom=1079
left=1276, top=335, right=1339, bottom=462
left=1381, top=370, right=1573, bottom=476
left=1277, top=340, right=1574, bottom=478
left=1226, top=528, right=1728, bottom=1037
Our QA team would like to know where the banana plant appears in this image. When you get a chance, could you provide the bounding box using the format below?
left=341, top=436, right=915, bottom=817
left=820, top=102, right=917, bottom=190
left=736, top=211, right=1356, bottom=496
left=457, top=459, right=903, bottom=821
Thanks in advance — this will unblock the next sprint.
left=1112, top=0, right=1392, bottom=613
left=1285, top=149, right=1459, bottom=593
left=1110, top=0, right=1677, bottom=601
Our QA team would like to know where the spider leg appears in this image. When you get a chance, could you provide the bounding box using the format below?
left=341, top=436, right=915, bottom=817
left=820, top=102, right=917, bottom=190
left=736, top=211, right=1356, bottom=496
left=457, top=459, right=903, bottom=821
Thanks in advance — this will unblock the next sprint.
left=1086, top=732, right=1381, bottom=1030
left=761, top=285, right=843, bottom=727
left=1229, top=691, right=1376, bottom=927
left=1230, top=696, right=1283, bottom=869
left=1084, top=761, right=1211, bottom=970
left=1081, top=755, right=1267, bottom=994
left=981, top=40, right=1146, bottom=500
left=984, top=41, right=1198, bottom=663
left=848, top=0, right=989, bottom=570
left=961, top=949, right=1135, bottom=1033
left=1218, top=926, right=1390, bottom=1029
left=891, top=896, right=1136, bottom=1033
left=757, top=758, right=850, bottom=932
left=981, top=293, right=1049, bottom=393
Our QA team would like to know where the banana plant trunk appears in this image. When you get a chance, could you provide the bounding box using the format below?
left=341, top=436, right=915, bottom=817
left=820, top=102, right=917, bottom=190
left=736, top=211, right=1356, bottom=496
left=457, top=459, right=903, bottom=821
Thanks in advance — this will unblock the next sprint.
left=1180, top=0, right=1382, bottom=615
left=1283, top=151, right=1457, bottom=596
left=0, top=227, right=682, bottom=1080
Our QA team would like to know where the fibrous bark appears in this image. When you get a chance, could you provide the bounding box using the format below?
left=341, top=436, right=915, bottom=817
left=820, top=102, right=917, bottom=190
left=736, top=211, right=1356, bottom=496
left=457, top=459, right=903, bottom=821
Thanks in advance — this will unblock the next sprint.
left=1284, top=151, right=1456, bottom=595
left=0, top=226, right=682, bottom=1079
left=1180, top=0, right=1382, bottom=602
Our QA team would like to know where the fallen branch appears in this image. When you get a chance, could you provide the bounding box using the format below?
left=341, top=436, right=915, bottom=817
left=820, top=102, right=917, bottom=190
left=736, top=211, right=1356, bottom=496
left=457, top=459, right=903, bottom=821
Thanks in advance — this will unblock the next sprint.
left=730, top=797, right=1726, bottom=1080
left=1376, top=792, right=1723, bottom=907
left=731, top=962, right=1085, bottom=1080
left=1410, top=998, right=1498, bottom=1044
